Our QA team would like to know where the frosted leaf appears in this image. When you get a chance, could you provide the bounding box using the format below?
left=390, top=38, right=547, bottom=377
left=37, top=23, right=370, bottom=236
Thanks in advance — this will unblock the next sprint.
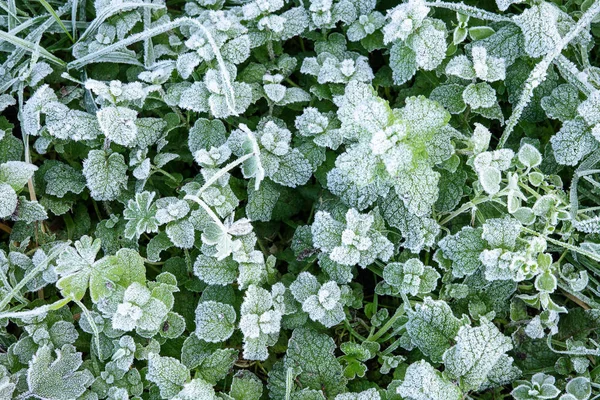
left=177, top=52, right=202, bottom=79
left=443, top=318, right=514, bottom=391
left=194, top=254, right=238, bottom=286
left=302, top=281, right=345, bottom=327
left=550, top=117, right=597, bottom=166
left=383, top=0, right=430, bottom=43
left=229, top=371, right=263, bottom=399
left=147, top=353, right=190, bottom=399
left=172, top=378, right=216, bottom=400
left=445, top=55, right=476, bottom=80
left=478, top=166, right=502, bottom=195
left=44, top=103, right=101, bottom=141
left=270, top=149, right=312, bottom=187
left=166, top=218, right=195, bottom=249
left=389, top=42, right=417, bottom=85
left=514, top=2, right=561, bottom=58
left=471, top=123, right=491, bottom=154
left=280, top=87, right=312, bottom=105
left=189, top=118, right=227, bottom=155
left=0, top=183, right=18, bottom=218
left=123, top=191, right=159, bottom=240
left=517, top=143, right=542, bottom=168
left=438, top=227, right=485, bottom=278
left=241, top=284, right=273, bottom=316
left=56, top=240, right=145, bottom=302
left=156, top=198, right=190, bottom=225
left=335, top=388, right=380, bottom=400
left=290, top=272, right=320, bottom=304
left=222, top=35, right=251, bottom=64
left=380, top=191, right=439, bottom=253
left=430, top=84, right=467, bottom=115
left=179, top=82, right=210, bottom=113
left=562, top=376, right=592, bottom=400
left=541, top=84, right=581, bottom=122
left=246, top=178, right=280, bottom=221
left=133, top=158, right=151, bottom=180
left=315, top=208, right=393, bottom=267
left=463, top=82, right=497, bottom=109
left=237, top=255, right=268, bottom=289
left=311, top=211, right=344, bottom=253
left=496, top=0, right=523, bottom=12
left=398, top=360, right=462, bottom=400
left=136, top=118, right=168, bottom=149
left=27, top=344, right=94, bottom=400
left=482, top=217, right=521, bottom=250
left=22, top=84, right=58, bottom=136
left=82, top=150, right=128, bottom=201
left=577, top=90, right=600, bottom=126
left=383, top=259, right=439, bottom=296
left=113, top=281, right=169, bottom=333
left=473, top=149, right=514, bottom=172
left=511, top=373, right=560, bottom=400
left=347, top=12, right=385, bottom=42
left=471, top=46, right=506, bottom=82
left=408, top=19, right=447, bottom=71
left=393, top=163, right=439, bottom=217
left=97, top=106, right=138, bottom=146
left=44, top=163, right=86, bottom=198
left=195, top=300, right=237, bottom=343
left=15, top=197, right=48, bottom=223
left=284, top=328, right=347, bottom=397
left=277, top=7, right=309, bottom=40
left=0, top=161, right=37, bottom=190
left=0, top=94, right=15, bottom=113
left=466, top=24, right=525, bottom=67
left=264, top=83, right=286, bottom=103
left=406, top=297, right=468, bottom=362
left=401, top=95, right=450, bottom=139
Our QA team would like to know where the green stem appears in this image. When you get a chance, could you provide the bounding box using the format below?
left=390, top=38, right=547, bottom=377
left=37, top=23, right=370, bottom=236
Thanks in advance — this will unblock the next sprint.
left=0, top=242, right=70, bottom=312
left=521, top=226, right=600, bottom=262
left=439, top=196, right=489, bottom=225
left=368, top=306, right=405, bottom=342
left=151, top=166, right=178, bottom=182
left=345, top=319, right=367, bottom=341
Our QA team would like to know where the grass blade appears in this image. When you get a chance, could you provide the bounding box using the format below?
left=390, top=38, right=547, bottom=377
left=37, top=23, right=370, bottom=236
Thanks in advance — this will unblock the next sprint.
left=0, top=29, right=66, bottom=66
left=37, top=0, right=74, bottom=42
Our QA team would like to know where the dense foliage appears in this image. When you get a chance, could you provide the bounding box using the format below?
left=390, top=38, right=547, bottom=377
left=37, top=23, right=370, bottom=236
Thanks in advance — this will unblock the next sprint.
left=2, top=0, right=600, bottom=398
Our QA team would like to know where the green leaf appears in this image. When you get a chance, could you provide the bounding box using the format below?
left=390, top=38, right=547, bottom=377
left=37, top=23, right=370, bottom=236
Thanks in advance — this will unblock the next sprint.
left=44, top=163, right=86, bottom=198
left=398, top=360, right=462, bottom=400
left=147, top=353, right=190, bottom=399
left=389, top=42, right=417, bottom=85
left=27, top=345, right=94, bottom=400
left=443, top=318, right=514, bottom=391
left=97, top=106, right=138, bottom=147
left=541, top=84, right=581, bottom=122
left=406, top=297, right=468, bottom=362
left=123, top=191, right=160, bottom=240
left=82, top=150, right=128, bottom=201
left=229, top=371, right=263, bottom=400
left=0, top=183, right=17, bottom=219
left=550, top=117, right=597, bottom=166
left=194, top=300, right=237, bottom=343
left=463, top=82, right=497, bottom=109
left=56, top=238, right=145, bottom=302
left=438, top=227, right=486, bottom=278
left=284, top=328, right=347, bottom=398
left=194, top=255, right=238, bottom=286
left=0, top=161, right=36, bottom=190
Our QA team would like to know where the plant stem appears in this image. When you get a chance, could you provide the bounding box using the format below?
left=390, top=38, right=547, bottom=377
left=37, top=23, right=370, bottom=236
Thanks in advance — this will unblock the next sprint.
left=368, top=306, right=405, bottom=342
